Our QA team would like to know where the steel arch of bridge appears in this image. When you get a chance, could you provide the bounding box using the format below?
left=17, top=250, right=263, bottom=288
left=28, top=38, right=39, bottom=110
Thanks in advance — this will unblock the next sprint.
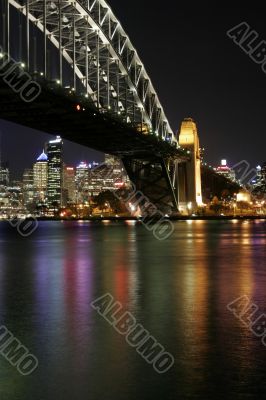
left=3, top=0, right=177, bottom=146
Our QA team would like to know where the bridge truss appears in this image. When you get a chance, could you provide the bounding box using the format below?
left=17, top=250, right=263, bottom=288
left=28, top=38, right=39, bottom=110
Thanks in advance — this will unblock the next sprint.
left=0, top=0, right=191, bottom=213
left=1, top=0, right=177, bottom=145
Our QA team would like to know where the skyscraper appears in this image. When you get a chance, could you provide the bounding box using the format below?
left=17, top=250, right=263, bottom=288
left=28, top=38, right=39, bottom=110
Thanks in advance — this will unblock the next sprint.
left=252, top=165, right=263, bottom=188
left=23, top=168, right=34, bottom=207
left=76, top=162, right=89, bottom=189
left=104, top=154, right=128, bottom=187
left=0, top=162, right=9, bottom=186
left=63, top=166, right=76, bottom=204
left=76, top=162, right=90, bottom=204
left=33, top=150, right=48, bottom=202
left=46, top=136, right=63, bottom=208
left=252, top=163, right=266, bottom=198
left=261, top=162, right=266, bottom=182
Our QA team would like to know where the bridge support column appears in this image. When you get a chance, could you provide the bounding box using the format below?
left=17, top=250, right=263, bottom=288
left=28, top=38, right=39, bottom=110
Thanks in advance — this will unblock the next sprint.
left=177, top=162, right=188, bottom=214
left=178, top=118, right=202, bottom=214
left=121, top=156, right=179, bottom=215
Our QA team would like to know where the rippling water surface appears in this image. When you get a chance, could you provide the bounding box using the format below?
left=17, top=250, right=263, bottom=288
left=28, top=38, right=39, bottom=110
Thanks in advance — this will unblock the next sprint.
left=1, top=220, right=266, bottom=400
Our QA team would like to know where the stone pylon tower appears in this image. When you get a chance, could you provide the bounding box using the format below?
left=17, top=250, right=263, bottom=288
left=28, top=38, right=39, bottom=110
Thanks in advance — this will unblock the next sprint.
left=178, top=118, right=202, bottom=214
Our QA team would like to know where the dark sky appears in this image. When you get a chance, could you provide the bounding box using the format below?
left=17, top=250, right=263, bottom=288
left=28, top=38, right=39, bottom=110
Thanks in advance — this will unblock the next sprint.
left=1, top=0, right=266, bottom=179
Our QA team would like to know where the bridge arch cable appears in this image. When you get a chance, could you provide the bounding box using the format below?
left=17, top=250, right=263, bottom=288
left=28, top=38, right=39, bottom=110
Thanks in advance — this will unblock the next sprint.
left=4, top=0, right=177, bottom=145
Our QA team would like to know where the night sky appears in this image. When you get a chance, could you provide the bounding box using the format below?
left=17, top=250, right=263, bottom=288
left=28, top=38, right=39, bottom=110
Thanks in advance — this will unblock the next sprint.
left=1, top=0, right=266, bottom=179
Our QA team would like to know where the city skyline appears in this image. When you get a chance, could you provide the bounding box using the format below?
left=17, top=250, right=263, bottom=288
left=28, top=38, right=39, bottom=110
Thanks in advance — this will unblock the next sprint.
left=1, top=126, right=265, bottom=220
left=0, top=131, right=130, bottom=217
left=0, top=120, right=104, bottom=179
left=0, top=123, right=250, bottom=182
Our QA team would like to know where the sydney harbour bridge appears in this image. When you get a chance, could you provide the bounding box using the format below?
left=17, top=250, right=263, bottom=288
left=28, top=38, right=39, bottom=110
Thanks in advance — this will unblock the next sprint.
left=0, top=0, right=239, bottom=214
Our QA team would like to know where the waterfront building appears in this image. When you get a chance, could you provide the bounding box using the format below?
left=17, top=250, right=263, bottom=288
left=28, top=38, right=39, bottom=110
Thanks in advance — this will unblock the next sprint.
left=0, top=163, right=9, bottom=186
left=23, top=168, right=34, bottom=207
left=76, top=162, right=89, bottom=190
left=87, top=155, right=128, bottom=197
left=215, top=159, right=236, bottom=182
left=33, top=150, right=48, bottom=202
left=75, top=162, right=90, bottom=204
left=46, top=136, right=63, bottom=208
left=251, top=162, right=266, bottom=198
left=63, top=166, right=76, bottom=204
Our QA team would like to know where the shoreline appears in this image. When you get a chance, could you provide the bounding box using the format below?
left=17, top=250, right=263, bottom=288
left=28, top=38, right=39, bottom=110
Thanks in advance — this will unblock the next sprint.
left=2, top=215, right=264, bottom=222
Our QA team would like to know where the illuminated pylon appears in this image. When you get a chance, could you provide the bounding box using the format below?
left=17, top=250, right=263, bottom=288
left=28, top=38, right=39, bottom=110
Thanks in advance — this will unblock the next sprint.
left=178, top=118, right=202, bottom=214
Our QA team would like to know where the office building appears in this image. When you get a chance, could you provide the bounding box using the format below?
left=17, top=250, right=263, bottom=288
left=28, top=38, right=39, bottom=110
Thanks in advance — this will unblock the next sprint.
left=46, top=136, right=63, bottom=207
left=0, top=163, right=9, bottom=186
left=76, top=162, right=89, bottom=190
left=33, top=150, right=48, bottom=202
left=23, top=168, right=34, bottom=207
left=215, top=159, right=236, bottom=182
left=63, top=166, right=76, bottom=204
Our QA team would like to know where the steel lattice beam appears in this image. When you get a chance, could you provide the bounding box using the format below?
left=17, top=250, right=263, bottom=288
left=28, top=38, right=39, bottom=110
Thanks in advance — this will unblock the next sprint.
left=3, top=0, right=178, bottom=146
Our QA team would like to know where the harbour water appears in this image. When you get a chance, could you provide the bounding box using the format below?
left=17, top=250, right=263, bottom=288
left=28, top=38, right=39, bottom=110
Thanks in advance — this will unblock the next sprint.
left=0, top=220, right=266, bottom=399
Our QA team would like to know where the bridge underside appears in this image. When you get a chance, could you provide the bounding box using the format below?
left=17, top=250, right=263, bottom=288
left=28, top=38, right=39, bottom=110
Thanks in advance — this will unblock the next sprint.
left=0, top=79, right=183, bottom=159
left=0, top=80, right=187, bottom=213
left=201, top=166, right=240, bottom=199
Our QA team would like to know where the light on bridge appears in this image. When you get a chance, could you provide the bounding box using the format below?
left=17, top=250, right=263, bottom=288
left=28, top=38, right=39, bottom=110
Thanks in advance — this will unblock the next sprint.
left=76, top=104, right=81, bottom=111
left=187, top=202, right=192, bottom=211
left=129, top=203, right=136, bottom=212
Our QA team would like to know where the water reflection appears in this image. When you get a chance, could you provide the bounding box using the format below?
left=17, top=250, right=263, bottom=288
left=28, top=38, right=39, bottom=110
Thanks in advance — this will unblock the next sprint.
left=1, top=220, right=266, bottom=399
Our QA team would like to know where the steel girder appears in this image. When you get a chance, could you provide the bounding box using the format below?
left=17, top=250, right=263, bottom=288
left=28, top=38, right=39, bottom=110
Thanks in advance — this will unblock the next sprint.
left=122, top=157, right=179, bottom=214
left=2, top=0, right=178, bottom=146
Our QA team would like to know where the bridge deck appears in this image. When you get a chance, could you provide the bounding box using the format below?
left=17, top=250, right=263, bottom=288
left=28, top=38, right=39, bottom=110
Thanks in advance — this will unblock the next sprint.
left=0, top=78, right=188, bottom=161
